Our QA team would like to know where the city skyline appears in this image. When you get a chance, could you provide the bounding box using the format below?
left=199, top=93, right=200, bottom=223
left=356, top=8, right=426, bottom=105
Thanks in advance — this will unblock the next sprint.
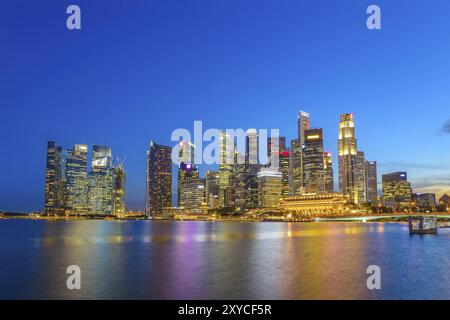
left=3, top=1, right=450, bottom=212
left=38, top=110, right=450, bottom=215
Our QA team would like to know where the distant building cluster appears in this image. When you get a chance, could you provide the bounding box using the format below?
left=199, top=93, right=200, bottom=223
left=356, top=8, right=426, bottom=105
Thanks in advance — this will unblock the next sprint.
left=145, top=112, right=446, bottom=218
left=44, top=142, right=126, bottom=216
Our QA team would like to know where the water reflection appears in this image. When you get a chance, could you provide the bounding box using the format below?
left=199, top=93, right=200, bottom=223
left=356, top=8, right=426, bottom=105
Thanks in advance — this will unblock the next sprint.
left=0, top=220, right=449, bottom=299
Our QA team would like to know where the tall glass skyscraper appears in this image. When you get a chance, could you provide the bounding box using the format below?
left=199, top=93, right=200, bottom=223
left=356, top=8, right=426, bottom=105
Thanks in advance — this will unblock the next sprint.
left=44, top=141, right=65, bottom=215
left=355, top=151, right=367, bottom=204
left=146, top=141, right=172, bottom=217
left=338, top=113, right=363, bottom=204
left=218, top=130, right=235, bottom=209
left=290, top=111, right=310, bottom=195
left=323, top=151, right=334, bottom=192
left=112, top=163, right=126, bottom=217
left=365, top=160, right=378, bottom=205
left=303, top=128, right=325, bottom=193
left=289, top=138, right=302, bottom=195
left=205, top=171, right=219, bottom=209
left=88, top=145, right=113, bottom=215
left=65, top=144, right=88, bottom=215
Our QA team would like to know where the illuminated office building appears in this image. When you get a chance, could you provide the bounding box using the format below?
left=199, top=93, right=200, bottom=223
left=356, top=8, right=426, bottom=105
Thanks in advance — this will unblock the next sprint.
left=365, top=160, right=378, bottom=205
left=205, top=171, right=219, bottom=209
left=146, top=141, right=172, bottom=217
left=355, top=151, right=366, bottom=204
left=289, top=111, right=310, bottom=195
left=267, top=136, right=289, bottom=198
left=303, top=129, right=325, bottom=193
left=112, top=163, right=126, bottom=217
left=338, top=113, right=364, bottom=204
left=44, top=141, right=65, bottom=215
left=234, top=157, right=248, bottom=213
left=382, top=172, right=412, bottom=210
left=257, top=168, right=282, bottom=208
left=179, top=167, right=206, bottom=211
left=178, top=162, right=199, bottom=207
left=289, top=139, right=302, bottom=195
left=412, top=193, right=436, bottom=211
left=323, top=152, right=334, bottom=192
left=439, top=194, right=450, bottom=208
left=298, top=111, right=310, bottom=192
left=218, top=130, right=235, bottom=209
left=87, top=145, right=113, bottom=215
left=65, top=144, right=89, bottom=215
left=244, top=130, right=260, bottom=209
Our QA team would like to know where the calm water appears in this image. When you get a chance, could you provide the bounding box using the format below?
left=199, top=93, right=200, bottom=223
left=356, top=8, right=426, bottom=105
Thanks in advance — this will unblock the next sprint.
left=0, top=220, right=449, bottom=300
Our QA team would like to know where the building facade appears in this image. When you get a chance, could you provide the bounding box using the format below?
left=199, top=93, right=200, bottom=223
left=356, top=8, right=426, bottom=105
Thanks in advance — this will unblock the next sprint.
left=382, top=172, right=412, bottom=210
left=65, top=144, right=89, bottom=215
left=338, top=113, right=366, bottom=205
left=257, top=169, right=282, bottom=208
left=303, top=128, right=325, bottom=193
left=87, top=145, right=113, bottom=215
left=146, top=141, right=172, bottom=217
left=412, top=193, right=436, bottom=211
left=44, top=141, right=65, bottom=215
left=112, top=164, right=126, bottom=217
left=365, top=160, right=378, bottom=205
left=205, top=171, right=219, bottom=209
left=280, top=192, right=350, bottom=217
left=323, top=152, right=334, bottom=192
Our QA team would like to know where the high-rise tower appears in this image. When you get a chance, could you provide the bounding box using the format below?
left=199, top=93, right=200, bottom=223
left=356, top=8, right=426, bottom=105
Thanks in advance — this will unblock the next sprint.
left=365, top=160, right=378, bottom=205
left=44, top=141, right=65, bottom=215
left=338, top=113, right=359, bottom=204
left=323, top=151, right=334, bottom=192
left=146, top=141, right=172, bottom=217
left=303, top=128, right=325, bottom=193
left=65, top=144, right=89, bottom=215
left=88, top=145, right=113, bottom=215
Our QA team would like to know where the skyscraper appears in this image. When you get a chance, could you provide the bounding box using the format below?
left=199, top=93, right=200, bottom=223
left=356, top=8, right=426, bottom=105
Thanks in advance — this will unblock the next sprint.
left=303, top=129, right=325, bottom=193
left=365, top=160, right=378, bottom=205
left=65, top=144, right=88, bottom=215
left=112, top=163, right=126, bottom=217
left=258, top=168, right=282, bottom=208
left=323, top=151, right=334, bottom=192
left=218, top=130, right=235, bottom=209
left=289, top=139, right=302, bottom=195
left=88, top=145, right=113, bottom=215
left=382, top=172, right=412, bottom=210
left=338, top=113, right=360, bottom=204
left=205, top=171, right=219, bottom=209
left=146, top=141, right=172, bottom=217
left=178, top=162, right=200, bottom=207
left=298, top=111, right=310, bottom=192
left=44, top=141, right=65, bottom=215
left=355, top=151, right=366, bottom=204
left=245, top=129, right=260, bottom=209
left=234, top=155, right=248, bottom=213
left=178, top=164, right=206, bottom=211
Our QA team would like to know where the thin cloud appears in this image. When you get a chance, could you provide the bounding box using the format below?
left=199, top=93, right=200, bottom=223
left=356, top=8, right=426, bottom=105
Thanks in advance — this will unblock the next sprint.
left=441, top=120, right=450, bottom=134
left=378, top=162, right=450, bottom=170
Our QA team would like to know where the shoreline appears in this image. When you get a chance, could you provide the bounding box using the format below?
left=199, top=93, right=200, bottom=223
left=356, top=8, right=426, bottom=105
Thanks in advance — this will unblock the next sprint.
left=1, top=214, right=450, bottom=223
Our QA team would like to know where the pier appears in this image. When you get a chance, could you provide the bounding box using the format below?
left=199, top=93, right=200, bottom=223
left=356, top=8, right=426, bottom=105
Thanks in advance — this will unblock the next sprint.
left=408, top=216, right=438, bottom=235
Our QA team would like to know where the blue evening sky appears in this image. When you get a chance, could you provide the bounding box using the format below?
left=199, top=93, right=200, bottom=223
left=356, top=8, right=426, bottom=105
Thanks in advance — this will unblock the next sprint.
left=2, top=0, right=450, bottom=211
